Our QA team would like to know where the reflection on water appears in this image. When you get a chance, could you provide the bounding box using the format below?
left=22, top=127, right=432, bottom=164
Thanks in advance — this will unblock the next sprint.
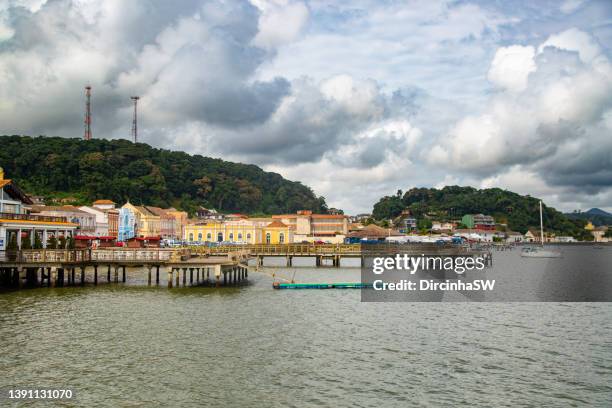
left=1, top=248, right=611, bottom=406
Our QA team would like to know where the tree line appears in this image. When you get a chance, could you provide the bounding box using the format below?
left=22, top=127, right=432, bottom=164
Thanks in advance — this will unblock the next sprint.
left=0, top=135, right=328, bottom=215
left=372, top=186, right=592, bottom=239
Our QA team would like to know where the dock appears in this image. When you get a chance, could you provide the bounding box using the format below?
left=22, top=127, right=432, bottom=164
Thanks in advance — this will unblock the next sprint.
left=0, top=248, right=250, bottom=289
left=191, top=243, right=492, bottom=268
left=273, top=282, right=371, bottom=289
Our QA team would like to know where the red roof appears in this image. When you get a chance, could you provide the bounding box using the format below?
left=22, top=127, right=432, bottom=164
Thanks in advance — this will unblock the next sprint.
left=133, top=236, right=161, bottom=241
left=75, top=235, right=116, bottom=240
left=266, top=220, right=288, bottom=228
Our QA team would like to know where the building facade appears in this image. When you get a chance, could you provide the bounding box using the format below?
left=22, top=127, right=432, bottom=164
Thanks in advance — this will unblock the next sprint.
left=118, top=202, right=162, bottom=241
left=0, top=168, right=77, bottom=250
left=272, top=210, right=348, bottom=243
left=30, top=205, right=96, bottom=236
left=183, top=217, right=293, bottom=244
left=461, top=214, right=496, bottom=230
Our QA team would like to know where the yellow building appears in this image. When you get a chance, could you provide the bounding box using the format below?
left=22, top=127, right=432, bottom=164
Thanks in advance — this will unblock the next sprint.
left=185, top=219, right=261, bottom=244
left=584, top=221, right=595, bottom=231
left=121, top=202, right=161, bottom=237
left=184, top=218, right=292, bottom=244
left=263, top=220, right=291, bottom=244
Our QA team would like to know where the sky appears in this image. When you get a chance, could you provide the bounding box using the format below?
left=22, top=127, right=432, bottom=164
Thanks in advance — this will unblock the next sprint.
left=0, top=0, right=611, bottom=214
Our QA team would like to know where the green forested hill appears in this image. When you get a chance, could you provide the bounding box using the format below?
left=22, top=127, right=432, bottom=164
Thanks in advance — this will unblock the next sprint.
left=372, top=186, right=590, bottom=238
left=0, top=135, right=327, bottom=215
left=565, top=208, right=612, bottom=227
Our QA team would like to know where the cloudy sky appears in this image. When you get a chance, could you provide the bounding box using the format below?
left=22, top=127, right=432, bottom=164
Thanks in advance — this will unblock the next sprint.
left=1, top=0, right=611, bottom=214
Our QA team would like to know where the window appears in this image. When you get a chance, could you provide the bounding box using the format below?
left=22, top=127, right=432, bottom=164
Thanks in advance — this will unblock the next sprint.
left=197, top=233, right=202, bottom=242
left=246, top=233, right=251, bottom=240
left=279, top=233, right=284, bottom=244
left=189, top=233, right=194, bottom=241
left=266, top=233, right=271, bottom=244
left=238, top=233, right=242, bottom=240
left=217, top=232, right=223, bottom=242
left=229, top=233, right=234, bottom=241
left=207, top=233, right=212, bottom=240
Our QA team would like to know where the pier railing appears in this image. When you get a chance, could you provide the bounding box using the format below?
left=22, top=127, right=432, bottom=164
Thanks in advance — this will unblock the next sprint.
left=190, top=243, right=477, bottom=257
left=3, top=248, right=183, bottom=264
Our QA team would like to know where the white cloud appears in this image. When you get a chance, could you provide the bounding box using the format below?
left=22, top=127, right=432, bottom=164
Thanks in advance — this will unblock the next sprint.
left=488, top=45, right=536, bottom=92
left=251, top=0, right=309, bottom=49
left=538, top=28, right=602, bottom=63
left=0, top=1, right=611, bottom=214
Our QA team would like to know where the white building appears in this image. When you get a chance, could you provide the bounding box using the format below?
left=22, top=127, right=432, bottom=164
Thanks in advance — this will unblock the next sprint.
left=0, top=168, right=77, bottom=250
left=79, top=206, right=109, bottom=236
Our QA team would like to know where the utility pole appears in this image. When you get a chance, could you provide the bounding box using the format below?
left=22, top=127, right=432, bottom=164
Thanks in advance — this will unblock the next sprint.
left=84, top=86, right=92, bottom=140
left=131, top=96, right=140, bottom=143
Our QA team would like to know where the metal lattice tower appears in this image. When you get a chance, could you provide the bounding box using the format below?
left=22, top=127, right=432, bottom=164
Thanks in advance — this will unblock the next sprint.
left=131, top=96, right=140, bottom=143
left=84, top=86, right=92, bottom=140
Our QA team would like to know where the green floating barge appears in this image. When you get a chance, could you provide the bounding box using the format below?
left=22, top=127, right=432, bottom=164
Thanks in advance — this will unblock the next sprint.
left=273, top=282, right=371, bottom=289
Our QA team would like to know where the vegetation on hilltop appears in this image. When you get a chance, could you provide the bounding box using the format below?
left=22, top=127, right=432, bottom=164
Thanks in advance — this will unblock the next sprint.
left=565, top=208, right=612, bottom=227
left=0, top=135, right=327, bottom=215
left=372, top=186, right=591, bottom=239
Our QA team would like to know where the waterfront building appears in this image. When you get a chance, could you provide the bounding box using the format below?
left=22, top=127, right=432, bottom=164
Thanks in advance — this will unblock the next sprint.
left=165, top=209, right=188, bottom=240
left=79, top=200, right=119, bottom=237
left=454, top=229, right=504, bottom=242
left=461, top=214, right=495, bottom=230
left=347, top=224, right=402, bottom=241
left=505, top=231, right=525, bottom=243
left=263, top=220, right=292, bottom=244
left=431, top=221, right=455, bottom=233
left=185, top=218, right=263, bottom=243
left=591, top=226, right=609, bottom=242
left=79, top=205, right=110, bottom=236
left=118, top=206, right=137, bottom=241
left=145, top=206, right=182, bottom=240
left=272, top=210, right=348, bottom=243
left=0, top=168, right=77, bottom=250
left=524, top=229, right=555, bottom=243
left=118, top=202, right=161, bottom=241
left=30, top=205, right=96, bottom=235
left=183, top=217, right=293, bottom=244
left=107, top=208, right=119, bottom=238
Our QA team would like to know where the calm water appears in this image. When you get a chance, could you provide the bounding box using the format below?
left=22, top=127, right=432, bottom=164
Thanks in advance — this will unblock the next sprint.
left=1, top=250, right=612, bottom=407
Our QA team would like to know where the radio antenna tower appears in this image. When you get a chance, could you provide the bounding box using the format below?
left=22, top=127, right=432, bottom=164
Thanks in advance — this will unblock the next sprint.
left=84, top=86, right=92, bottom=140
left=131, top=96, right=140, bottom=143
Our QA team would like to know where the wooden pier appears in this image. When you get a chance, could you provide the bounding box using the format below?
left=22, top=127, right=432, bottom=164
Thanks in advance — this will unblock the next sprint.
left=0, top=248, right=250, bottom=289
left=190, top=243, right=492, bottom=268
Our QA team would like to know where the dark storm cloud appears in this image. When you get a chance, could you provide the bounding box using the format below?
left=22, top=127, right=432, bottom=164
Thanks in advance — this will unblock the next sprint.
left=0, top=0, right=287, bottom=138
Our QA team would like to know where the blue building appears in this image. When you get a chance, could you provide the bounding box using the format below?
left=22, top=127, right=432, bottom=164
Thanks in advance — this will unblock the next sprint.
left=118, top=206, right=137, bottom=242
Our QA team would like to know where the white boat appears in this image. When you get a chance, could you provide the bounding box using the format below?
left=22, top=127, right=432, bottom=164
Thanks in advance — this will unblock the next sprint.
left=521, top=246, right=562, bottom=258
left=521, top=201, right=562, bottom=258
